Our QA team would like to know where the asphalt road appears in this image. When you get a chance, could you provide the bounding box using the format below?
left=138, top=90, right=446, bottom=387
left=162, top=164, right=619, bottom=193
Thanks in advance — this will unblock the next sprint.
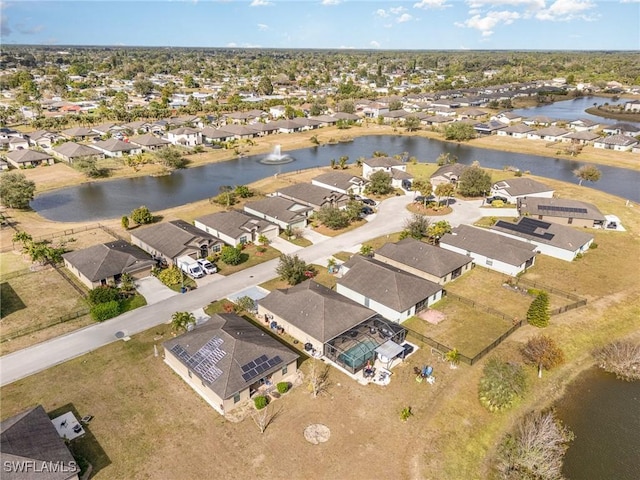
left=0, top=197, right=500, bottom=386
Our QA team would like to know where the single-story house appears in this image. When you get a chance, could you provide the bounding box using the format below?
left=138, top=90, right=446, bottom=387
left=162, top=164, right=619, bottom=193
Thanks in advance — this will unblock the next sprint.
left=336, top=255, right=443, bottom=323
left=0, top=405, right=80, bottom=480
left=259, top=280, right=406, bottom=374
left=493, top=111, right=523, bottom=124
left=165, top=127, right=202, bottom=146
left=593, top=135, right=638, bottom=152
left=217, top=124, right=260, bottom=139
left=276, top=183, right=350, bottom=211
left=62, top=239, right=156, bottom=289
left=311, top=171, right=367, bottom=195
left=361, top=156, right=406, bottom=181
left=561, top=131, right=600, bottom=145
left=194, top=210, right=279, bottom=247
left=61, top=126, right=94, bottom=140
left=130, top=220, right=224, bottom=265
left=164, top=312, right=299, bottom=415
left=122, top=120, right=153, bottom=134
left=52, top=142, right=104, bottom=164
left=128, top=134, right=171, bottom=151
left=496, top=124, right=535, bottom=138
left=93, top=139, right=142, bottom=157
left=491, top=217, right=594, bottom=262
left=568, top=119, right=599, bottom=132
left=243, top=197, right=312, bottom=231
left=201, top=127, right=236, bottom=143
left=490, top=178, right=554, bottom=203
left=430, top=163, right=467, bottom=187
left=439, top=224, right=537, bottom=277
left=91, top=122, right=125, bottom=136
left=601, top=123, right=640, bottom=137
left=527, top=126, right=569, bottom=142
left=522, top=116, right=555, bottom=127
left=474, top=120, right=506, bottom=136
left=26, top=130, right=56, bottom=149
left=374, top=238, right=473, bottom=285
left=517, top=197, right=606, bottom=228
left=5, top=149, right=54, bottom=168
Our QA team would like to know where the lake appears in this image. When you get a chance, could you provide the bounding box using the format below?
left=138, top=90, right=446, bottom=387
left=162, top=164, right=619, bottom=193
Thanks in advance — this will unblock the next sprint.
left=31, top=135, right=640, bottom=222
left=555, top=368, right=640, bottom=480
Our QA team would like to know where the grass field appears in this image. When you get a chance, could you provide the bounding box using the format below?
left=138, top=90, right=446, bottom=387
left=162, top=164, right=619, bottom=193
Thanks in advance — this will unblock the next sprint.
left=259, top=264, right=337, bottom=292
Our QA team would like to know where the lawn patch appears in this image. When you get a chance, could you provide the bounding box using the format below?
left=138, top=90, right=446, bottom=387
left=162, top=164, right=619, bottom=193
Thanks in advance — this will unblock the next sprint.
left=0, top=282, right=26, bottom=318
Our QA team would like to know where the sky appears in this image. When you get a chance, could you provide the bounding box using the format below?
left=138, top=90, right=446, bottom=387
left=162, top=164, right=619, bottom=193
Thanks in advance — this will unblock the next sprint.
left=1, top=0, right=639, bottom=50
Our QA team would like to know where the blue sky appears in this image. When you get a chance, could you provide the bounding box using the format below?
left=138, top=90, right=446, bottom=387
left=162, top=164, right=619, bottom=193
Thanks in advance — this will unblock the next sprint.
left=1, top=0, right=638, bottom=50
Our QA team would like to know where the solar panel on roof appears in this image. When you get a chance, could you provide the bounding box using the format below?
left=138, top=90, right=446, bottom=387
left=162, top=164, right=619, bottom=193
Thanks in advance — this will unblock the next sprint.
left=241, top=363, right=252, bottom=373
left=538, top=205, right=588, bottom=214
left=495, top=218, right=554, bottom=241
left=258, top=354, right=268, bottom=363
left=242, top=372, right=253, bottom=382
left=170, top=337, right=226, bottom=385
left=239, top=354, right=284, bottom=383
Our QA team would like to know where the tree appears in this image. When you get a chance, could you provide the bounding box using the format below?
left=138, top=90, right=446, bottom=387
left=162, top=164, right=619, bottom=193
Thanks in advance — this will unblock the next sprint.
left=235, top=295, right=257, bottom=314
left=154, top=147, right=188, bottom=169
left=521, top=334, right=565, bottom=378
left=527, top=291, right=550, bottom=328
left=252, top=404, right=281, bottom=434
left=220, top=245, right=244, bottom=265
left=171, top=311, right=196, bottom=333
left=457, top=165, right=491, bottom=197
left=337, top=100, right=355, bottom=114
left=435, top=183, right=456, bottom=206
left=234, top=185, right=253, bottom=198
left=389, top=100, right=403, bottom=111
left=73, top=157, right=109, bottom=178
left=257, top=234, right=270, bottom=247
left=359, top=244, right=374, bottom=257
left=344, top=199, right=364, bottom=222
left=308, top=360, right=330, bottom=398
left=316, top=206, right=350, bottom=230
left=427, top=220, right=452, bottom=244
left=130, top=206, right=154, bottom=225
left=496, top=410, right=574, bottom=480
left=412, top=179, right=432, bottom=198
left=12, top=231, right=32, bottom=246
left=594, top=340, right=640, bottom=382
left=436, top=152, right=458, bottom=166
left=443, top=122, right=476, bottom=141
left=573, top=164, right=601, bottom=186
left=366, top=170, right=393, bottom=195
left=445, top=348, right=461, bottom=369
left=0, top=172, right=36, bottom=209
left=88, top=285, right=120, bottom=305
left=478, top=358, right=527, bottom=412
left=276, top=254, right=317, bottom=285
left=121, top=215, right=129, bottom=230
left=404, top=116, right=421, bottom=132
left=402, top=213, right=430, bottom=240
left=257, top=75, right=273, bottom=95
left=338, top=156, right=349, bottom=169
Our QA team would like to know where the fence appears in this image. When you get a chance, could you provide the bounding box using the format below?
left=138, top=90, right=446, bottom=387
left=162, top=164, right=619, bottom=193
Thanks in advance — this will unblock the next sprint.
left=1, top=268, right=32, bottom=281
left=0, top=308, right=90, bottom=344
left=2, top=223, right=121, bottom=252
left=515, top=277, right=584, bottom=302
left=52, top=263, right=88, bottom=298
left=443, top=290, right=513, bottom=322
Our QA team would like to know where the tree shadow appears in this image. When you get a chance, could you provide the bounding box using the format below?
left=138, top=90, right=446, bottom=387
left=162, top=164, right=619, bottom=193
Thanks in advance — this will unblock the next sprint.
left=48, top=403, right=111, bottom=478
left=0, top=282, right=26, bottom=318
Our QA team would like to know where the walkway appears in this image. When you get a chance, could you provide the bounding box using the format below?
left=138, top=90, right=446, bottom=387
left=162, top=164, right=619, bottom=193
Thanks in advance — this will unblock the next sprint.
left=0, top=195, right=491, bottom=386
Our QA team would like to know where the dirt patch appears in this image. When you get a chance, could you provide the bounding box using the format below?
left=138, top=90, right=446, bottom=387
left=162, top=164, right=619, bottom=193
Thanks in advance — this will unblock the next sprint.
left=304, top=424, right=331, bottom=444
left=419, top=309, right=446, bottom=325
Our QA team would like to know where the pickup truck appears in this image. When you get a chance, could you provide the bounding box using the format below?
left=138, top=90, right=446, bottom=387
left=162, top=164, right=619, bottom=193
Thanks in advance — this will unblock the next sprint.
left=176, top=255, right=204, bottom=279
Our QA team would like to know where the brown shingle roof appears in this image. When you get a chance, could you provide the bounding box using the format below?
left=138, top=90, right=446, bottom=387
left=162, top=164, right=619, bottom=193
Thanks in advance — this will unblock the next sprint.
left=131, top=220, right=222, bottom=260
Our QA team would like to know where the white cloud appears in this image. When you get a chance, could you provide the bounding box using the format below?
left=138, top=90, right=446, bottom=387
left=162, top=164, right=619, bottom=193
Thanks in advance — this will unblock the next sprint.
left=375, top=8, right=389, bottom=17
left=321, top=0, right=341, bottom=4
left=455, top=10, right=520, bottom=35
left=467, top=0, right=544, bottom=8
left=390, top=6, right=407, bottom=14
left=250, top=0, right=272, bottom=6
left=338, top=45, right=356, bottom=49
left=535, top=0, right=596, bottom=21
left=257, top=23, right=269, bottom=31
left=413, top=0, right=450, bottom=8
left=226, top=42, right=238, bottom=47
left=397, top=13, right=413, bottom=22
left=370, top=40, right=381, bottom=48
left=17, top=23, right=44, bottom=35
left=620, top=0, right=640, bottom=3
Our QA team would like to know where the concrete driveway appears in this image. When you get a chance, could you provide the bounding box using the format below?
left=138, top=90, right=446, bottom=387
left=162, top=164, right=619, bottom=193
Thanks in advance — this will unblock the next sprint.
left=135, top=276, right=179, bottom=305
left=270, top=236, right=303, bottom=255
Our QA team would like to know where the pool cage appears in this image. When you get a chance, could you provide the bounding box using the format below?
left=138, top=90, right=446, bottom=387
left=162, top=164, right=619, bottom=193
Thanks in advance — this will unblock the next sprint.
left=324, top=316, right=406, bottom=374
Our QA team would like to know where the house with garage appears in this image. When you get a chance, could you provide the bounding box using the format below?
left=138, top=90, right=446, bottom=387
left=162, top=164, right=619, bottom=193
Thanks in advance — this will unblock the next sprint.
left=527, top=126, right=569, bottom=142
left=93, top=138, right=142, bottom=158
left=5, top=149, right=54, bottom=168
left=130, top=220, right=224, bottom=265
left=568, top=119, right=599, bottom=132
left=361, top=156, right=413, bottom=190
left=62, top=239, right=156, bottom=289
left=491, top=217, right=594, bottom=262
left=200, top=127, right=236, bottom=144
left=496, top=123, right=535, bottom=138
left=374, top=238, right=473, bottom=285
left=165, top=127, right=202, bottom=146
left=561, top=131, right=600, bottom=145
left=194, top=210, right=279, bottom=247
left=429, top=163, right=467, bottom=188
left=26, top=130, right=57, bottom=149
left=336, top=255, right=443, bottom=323
left=129, top=134, right=171, bottom=151
left=259, top=280, right=406, bottom=374
left=52, top=142, right=104, bottom=164
left=217, top=124, right=260, bottom=139
left=61, top=126, right=94, bottom=141
left=490, top=178, right=554, bottom=203
left=593, top=134, right=638, bottom=152
left=243, top=196, right=312, bottom=231
left=493, top=111, right=523, bottom=125
left=164, top=312, right=298, bottom=416
left=439, top=224, right=537, bottom=277
left=276, top=183, right=350, bottom=211
left=1, top=405, right=80, bottom=480
left=312, top=171, right=367, bottom=195
left=517, top=197, right=606, bottom=228
left=122, top=120, right=154, bottom=135
left=602, top=123, right=640, bottom=137
left=474, top=120, right=506, bottom=136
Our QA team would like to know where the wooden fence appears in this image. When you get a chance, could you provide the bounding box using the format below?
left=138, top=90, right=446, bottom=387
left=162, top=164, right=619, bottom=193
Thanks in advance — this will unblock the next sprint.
left=0, top=308, right=90, bottom=344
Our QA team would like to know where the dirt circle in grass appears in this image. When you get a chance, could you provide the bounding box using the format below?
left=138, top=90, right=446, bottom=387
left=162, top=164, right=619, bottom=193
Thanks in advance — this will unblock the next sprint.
left=406, top=204, right=453, bottom=216
left=304, top=424, right=331, bottom=444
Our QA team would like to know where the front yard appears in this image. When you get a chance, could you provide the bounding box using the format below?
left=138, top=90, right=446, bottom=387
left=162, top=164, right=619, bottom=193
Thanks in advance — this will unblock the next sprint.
left=259, top=264, right=338, bottom=292
left=214, top=244, right=281, bottom=276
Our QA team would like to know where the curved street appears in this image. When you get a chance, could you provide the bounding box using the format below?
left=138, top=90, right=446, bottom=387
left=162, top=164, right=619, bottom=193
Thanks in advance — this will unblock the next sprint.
left=0, top=197, right=514, bottom=386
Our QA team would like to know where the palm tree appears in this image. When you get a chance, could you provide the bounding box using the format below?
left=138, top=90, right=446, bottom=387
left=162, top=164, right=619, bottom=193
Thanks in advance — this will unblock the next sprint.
left=445, top=348, right=461, bottom=369
left=171, top=311, right=196, bottom=333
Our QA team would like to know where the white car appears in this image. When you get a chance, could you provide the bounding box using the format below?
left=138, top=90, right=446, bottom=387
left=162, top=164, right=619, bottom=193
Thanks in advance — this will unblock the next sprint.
left=196, top=259, right=218, bottom=274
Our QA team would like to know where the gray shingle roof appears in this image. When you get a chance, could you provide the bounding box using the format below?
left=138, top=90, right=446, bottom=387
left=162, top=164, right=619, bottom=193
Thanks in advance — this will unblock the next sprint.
left=363, top=157, right=405, bottom=168
left=62, top=240, right=155, bottom=282
left=440, top=224, right=537, bottom=267
left=6, top=150, right=52, bottom=164
left=492, top=178, right=553, bottom=197
left=375, top=238, right=472, bottom=278
left=53, top=142, right=102, bottom=158
left=195, top=210, right=274, bottom=239
left=312, top=171, right=366, bottom=192
left=163, top=313, right=298, bottom=400
left=277, top=183, right=349, bottom=209
left=1, top=405, right=79, bottom=480
left=131, top=220, right=222, bottom=259
left=338, top=256, right=442, bottom=313
left=518, top=197, right=605, bottom=222
left=260, top=281, right=376, bottom=343
left=129, top=134, right=171, bottom=147
left=430, top=163, right=467, bottom=180
left=491, top=218, right=594, bottom=251
left=94, top=138, right=138, bottom=153
left=244, top=197, right=311, bottom=224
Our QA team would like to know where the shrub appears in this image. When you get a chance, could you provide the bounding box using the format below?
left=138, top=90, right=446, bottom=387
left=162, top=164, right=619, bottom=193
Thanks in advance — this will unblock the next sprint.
left=158, top=266, right=182, bottom=286
left=88, top=285, right=120, bottom=305
left=527, top=291, right=550, bottom=328
left=90, top=300, right=120, bottom=322
left=491, top=200, right=505, bottom=208
left=220, top=245, right=244, bottom=265
left=478, top=358, right=527, bottom=412
left=400, top=406, right=413, bottom=422
left=254, top=395, right=269, bottom=410
left=276, top=382, right=289, bottom=394
left=131, top=205, right=154, bottom=225
left=594, top=340, right=640, bottom=381
left=589, top=242, right=598, bottom=249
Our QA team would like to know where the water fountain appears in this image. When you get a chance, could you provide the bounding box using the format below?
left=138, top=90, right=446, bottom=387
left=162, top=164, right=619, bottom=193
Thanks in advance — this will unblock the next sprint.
left=260, top=144, right=294, bottom=164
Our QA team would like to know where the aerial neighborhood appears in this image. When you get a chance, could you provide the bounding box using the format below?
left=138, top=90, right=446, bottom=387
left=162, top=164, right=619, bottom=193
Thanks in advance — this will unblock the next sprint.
left=0, top=45, right=638, bottom=480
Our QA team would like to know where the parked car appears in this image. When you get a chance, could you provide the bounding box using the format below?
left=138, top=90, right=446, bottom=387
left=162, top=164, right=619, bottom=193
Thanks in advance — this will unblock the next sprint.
left=606, top=222, right=618, bottom=229
left=414, top=195, right=435, bottom=204
left=361, top=206, right=374, bottom=216
left=486, top=196, right=508, bottom=204
left=196, top=258, right=218, bottom=274
left=361, top=198, right=376, bottom=206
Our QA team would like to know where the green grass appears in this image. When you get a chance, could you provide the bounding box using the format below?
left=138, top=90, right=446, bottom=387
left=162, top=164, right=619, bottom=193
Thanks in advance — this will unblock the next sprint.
left=259, top=265, right=337, bottom=291
left=120, top=293, right=147, bottom=313
left=406, top=163, right=439, bottom=180
left=332, top=251, right=353, bottom=262
left=165, top=276, right=197, bottom=292
left=215, top=244, right=280, bottom=276
left=279, top=233, right=312, bottom=247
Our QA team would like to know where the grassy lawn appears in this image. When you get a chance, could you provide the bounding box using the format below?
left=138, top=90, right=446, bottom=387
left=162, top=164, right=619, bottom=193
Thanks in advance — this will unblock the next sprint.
left=404, top=297, right=515, bottom=358
left=278, top=232, right=312, bottom=247
left=406, top=163, right=439, bottom=180
left=214, top=244, right=280, bottom=276
left=0, top=251, right=31, bottom=276
left=332, top=251, right=354, bottom=262
left=359, top=231, right=403, bottom=250
left=406, top=203, right=453, bottom=216
left=120, top=293, right=147, bottom=313
left=163, top=275, right=197, bottom=292
left=312, top=218, right=366, bottom=237
left=259, top=265, right=337, bottom=292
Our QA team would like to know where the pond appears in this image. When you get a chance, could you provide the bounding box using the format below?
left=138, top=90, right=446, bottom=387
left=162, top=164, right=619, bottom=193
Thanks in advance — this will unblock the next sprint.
left=31, top=135, right=640, bottom=222
left=555, top=367, right=640, bottom=480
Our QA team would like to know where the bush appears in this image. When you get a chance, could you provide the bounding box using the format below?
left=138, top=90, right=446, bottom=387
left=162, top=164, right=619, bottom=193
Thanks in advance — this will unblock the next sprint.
left=276, top=382, right=289, bottom=394
left=158, top=266, right=182, bottom=286
left=478, top=358, right=527, bottom=412
left=220, top=245, right=244, bottom=265
left=90, top=300, right=120, bottom=322
left=527, top=291, right=550, bottom=328
left=491, top=200, right=505, bottom=208
left=594, top=340, right=640, bottom=381
left=131, top=205, right=154, bottom=225
left=589, top=242, right=598, bottom=249
left=88, top=285, right=120, bottom=305
left=254, top=395, right=269, bottom=410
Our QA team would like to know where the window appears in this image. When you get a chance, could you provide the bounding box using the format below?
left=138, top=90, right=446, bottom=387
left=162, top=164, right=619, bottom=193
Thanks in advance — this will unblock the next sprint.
left=239, top=236, right=248, bottom=244
left=486, top=259, right=493, bottom=266
left=568, top=217, right=573, bottom=224
left=188, top=370, right=192, bottom=378
left=282, top=366, right=288, bottom=375
left=212, top=244, right=221, bottom=252
left=233, top=393, right=241, bottom=404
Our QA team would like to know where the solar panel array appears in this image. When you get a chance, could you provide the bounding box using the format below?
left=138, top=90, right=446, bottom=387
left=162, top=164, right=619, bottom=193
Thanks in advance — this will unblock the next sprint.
left=170, top=337, right=226, bottom=385
left=495, top=218, right=555, bottom=241
left=538, top=205, right=588, bottom=214
left=240, top=354, right=283, bottom=383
